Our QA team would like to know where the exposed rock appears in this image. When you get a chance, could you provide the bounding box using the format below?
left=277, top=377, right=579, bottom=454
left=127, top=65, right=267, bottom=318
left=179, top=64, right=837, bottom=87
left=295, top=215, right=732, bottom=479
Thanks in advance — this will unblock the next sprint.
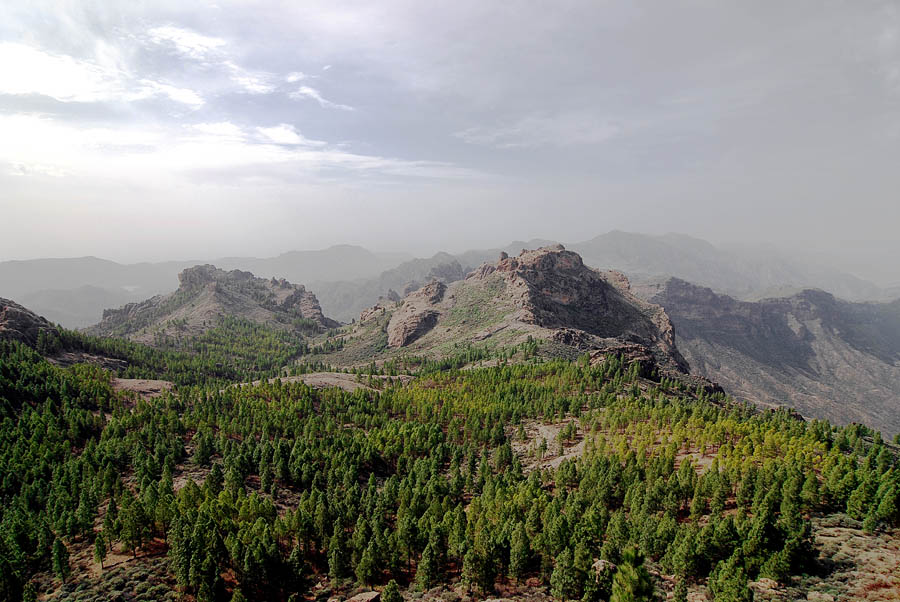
left=360, top=297, right=397, bottom=323
left=651, top=278, right=900, bottom=436
left=466, top=246, right=688, bottom=372
left=347, top=246, right=691, bottom=379
left=0, top=297, right=58, bottom=346
left=347, top=592, right=380, bottom=602
left=88, top=265, right=339, bottom=345
left=387, top=281, right=446, bottom=347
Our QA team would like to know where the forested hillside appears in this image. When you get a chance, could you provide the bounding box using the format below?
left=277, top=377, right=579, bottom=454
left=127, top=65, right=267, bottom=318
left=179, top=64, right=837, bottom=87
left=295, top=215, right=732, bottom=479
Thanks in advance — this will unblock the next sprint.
left=2, top=338, right=899, bottom=602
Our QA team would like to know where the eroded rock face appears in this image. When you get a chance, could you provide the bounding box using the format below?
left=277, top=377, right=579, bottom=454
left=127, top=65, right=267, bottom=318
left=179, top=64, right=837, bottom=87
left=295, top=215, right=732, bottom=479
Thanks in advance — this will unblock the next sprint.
left=0, top=298, right=58, bottom=346
left=386, top=280, right=446, bottom=347
left=651, top=277, right=900, bottom=437
left=467, top=246, right=688, bottom=372
left=88, top=264, right=339, bottom=343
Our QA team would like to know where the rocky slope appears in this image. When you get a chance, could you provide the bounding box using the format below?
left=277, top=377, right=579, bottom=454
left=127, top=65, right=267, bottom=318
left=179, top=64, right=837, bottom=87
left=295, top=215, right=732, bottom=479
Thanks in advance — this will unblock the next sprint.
left=0, top=297, right=58, bottom=346
left=647, top=278, right=900, bottom=437
left=339, top=246, right=689, bottom=375
left=311, top=253, right=467, bottom=322
left=86, top=265, right=338, bottom=345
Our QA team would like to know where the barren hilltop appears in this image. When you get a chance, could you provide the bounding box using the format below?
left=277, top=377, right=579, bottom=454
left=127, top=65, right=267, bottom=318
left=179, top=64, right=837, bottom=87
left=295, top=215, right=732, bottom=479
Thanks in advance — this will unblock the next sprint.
left=86, top=264, right=338, bottom=345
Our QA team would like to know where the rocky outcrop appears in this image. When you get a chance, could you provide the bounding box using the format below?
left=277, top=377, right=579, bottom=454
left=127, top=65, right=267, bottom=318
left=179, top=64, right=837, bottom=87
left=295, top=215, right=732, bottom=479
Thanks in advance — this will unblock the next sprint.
left=88, top=265, right=338, bottom=344
left=387, top=281, right=446, bottom=347
left=651, top=278, right=900, bottom=437
left=353, top=246, right=690, bottom=377
left=465, top=245, right=688, bottom=372
left=0, top=298, right=58, bottom=346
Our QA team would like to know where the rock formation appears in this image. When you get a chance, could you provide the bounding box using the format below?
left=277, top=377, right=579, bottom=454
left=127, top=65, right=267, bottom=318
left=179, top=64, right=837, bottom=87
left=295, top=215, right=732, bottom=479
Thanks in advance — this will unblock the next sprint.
left=650, top=278, right=900, bottom=437
left=0, top=297, right=58, bottom=346
left=355, top=246, right=690, bottom=375
left=88, top=265, right=338, bottom=344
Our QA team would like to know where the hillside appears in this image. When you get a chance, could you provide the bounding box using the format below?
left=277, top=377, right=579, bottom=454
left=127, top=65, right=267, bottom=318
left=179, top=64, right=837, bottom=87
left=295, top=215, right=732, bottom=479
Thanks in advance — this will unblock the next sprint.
left=324, top=246, right=689, bottom=376
left=3, top=332, right=899, bottom=602
left=0, top=297, right=58, bottom=347
left=647, top=278, right=900, bottom=437
left=86, top=264, right=338, bottom=345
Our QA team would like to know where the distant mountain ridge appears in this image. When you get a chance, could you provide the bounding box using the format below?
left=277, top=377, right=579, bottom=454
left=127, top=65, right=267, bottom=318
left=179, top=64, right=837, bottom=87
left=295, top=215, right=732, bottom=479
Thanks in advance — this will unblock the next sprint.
left=86, top=264, right=338, bottom=345
left=2, top=232, right=895, bottom=328
left=648, top=278, right=900, bottom=437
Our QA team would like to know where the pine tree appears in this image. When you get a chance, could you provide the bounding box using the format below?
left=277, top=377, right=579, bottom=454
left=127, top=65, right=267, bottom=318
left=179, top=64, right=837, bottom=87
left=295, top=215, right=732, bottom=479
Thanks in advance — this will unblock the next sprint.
left=52, top=538, right=71, bottom=583
left=94, top=531, right=107, bottom=570
left=356, top=540, right=378, bottom=586
left=509, top=522, right=530, bottom=582
left=550, top=548, right=579, bottom=600
left=382, top=579, right=403, bottom=602
left=288, top=542, right=306, bottom=588
left=673, top=578, right=688, bottom=602
left=231, top=589, right=248, bottom=602
left=329, top=524, right=349, bottom=582
left=416, top=541, right=439, bottom=590
left=610, top=547, right=653, bottom=602
left=709, top=553, right=752, bottom=602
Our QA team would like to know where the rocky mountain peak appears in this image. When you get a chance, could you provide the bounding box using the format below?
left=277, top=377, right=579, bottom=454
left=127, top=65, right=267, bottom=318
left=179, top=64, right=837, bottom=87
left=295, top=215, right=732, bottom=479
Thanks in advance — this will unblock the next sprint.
left=356, top=246, right=689, bottom=375
left=88, top=264, right=337, bottom=344
left=0, top=298, right=58, bottom=347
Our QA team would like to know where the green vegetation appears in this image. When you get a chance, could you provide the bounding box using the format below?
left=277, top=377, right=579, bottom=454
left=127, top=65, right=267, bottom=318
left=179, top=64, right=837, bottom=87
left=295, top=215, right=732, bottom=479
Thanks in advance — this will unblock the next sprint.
left=2, top=338, right=899, bottom=601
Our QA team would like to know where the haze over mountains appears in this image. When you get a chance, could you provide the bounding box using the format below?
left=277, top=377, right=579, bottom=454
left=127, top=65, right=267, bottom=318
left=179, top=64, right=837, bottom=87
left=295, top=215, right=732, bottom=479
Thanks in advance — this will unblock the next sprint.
left=646, top=278, right=900, bottom=438
left=5, top=230, right=900, bottom=435
left=2, top=231, right=894, bottom=328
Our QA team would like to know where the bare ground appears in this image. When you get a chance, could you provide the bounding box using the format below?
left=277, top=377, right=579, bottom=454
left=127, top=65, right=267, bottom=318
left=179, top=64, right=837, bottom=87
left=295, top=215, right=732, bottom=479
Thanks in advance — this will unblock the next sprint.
left=111, top=378, right=174, bottom=399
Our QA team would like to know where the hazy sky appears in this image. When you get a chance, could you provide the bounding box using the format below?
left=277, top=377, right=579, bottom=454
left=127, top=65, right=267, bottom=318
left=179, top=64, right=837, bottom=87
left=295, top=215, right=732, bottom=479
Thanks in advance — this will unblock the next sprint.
left=1, top=1, right=899, bottom=283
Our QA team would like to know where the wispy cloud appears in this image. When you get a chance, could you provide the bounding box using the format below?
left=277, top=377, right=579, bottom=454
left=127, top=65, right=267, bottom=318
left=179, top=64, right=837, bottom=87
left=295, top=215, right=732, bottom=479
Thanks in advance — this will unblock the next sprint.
left=0, top=42, right=204, bottom=107
left=147, top=25, right=226, bottom=60
left=147, top=26, right=276, bottom=95
left=0, top=113, right=473, bottom=180
left=455, top=112, right=619, bottom=148
left=290, top=85, right=354, bottom=111
left=256, top=124, right=326, bottom=146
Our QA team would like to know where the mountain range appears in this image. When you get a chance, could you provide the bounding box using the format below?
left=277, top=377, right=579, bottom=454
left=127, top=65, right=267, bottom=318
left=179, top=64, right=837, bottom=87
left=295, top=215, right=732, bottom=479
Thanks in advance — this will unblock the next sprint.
left=2, top=231, right=895, bottom=328
left=3, top=234, right=900, bottom=437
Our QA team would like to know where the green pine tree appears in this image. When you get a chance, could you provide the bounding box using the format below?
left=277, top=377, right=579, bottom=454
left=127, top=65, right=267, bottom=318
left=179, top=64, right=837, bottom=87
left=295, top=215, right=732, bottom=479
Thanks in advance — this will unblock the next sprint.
left=52, top=538, right=71, bottom=583
left=550, top=548, right=579, bottom=600
left=610, top=547, right=653, bottom=602
left=382, top=579, right=403, bottom=602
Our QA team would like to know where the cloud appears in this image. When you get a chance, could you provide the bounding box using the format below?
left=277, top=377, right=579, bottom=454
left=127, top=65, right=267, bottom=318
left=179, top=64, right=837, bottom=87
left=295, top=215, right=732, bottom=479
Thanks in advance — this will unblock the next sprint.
left=0, top=42, right=204, bottom=107
left=290, top=85, right=354, bottom=110
left=0, top=113, right=474, bottom=181
left=286, top=72, right=307, bottom=83
left=223, top=61, right=276, bottom=94
left=455, top=112, right=620, bottom=148
left=135, top=79, right=205, bottom=107
left=147, top=26, right=276, bottom=95
left=191, top=121, right=245, bottom=138
left=256, top=124, right=325, bottom=146
left=147, top=25, right=226, bottom=59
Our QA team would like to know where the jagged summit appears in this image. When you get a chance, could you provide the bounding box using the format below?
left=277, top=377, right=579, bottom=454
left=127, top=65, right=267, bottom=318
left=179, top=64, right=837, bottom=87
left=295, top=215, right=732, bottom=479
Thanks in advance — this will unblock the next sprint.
left=87, top=264, right=338, bottom=345
left=346, top=246, right=689, bottom=374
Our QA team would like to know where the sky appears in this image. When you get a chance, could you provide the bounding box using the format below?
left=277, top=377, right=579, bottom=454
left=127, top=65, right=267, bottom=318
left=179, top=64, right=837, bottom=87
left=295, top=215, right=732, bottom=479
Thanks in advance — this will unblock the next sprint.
left=1, top=1, right=899, bottom=284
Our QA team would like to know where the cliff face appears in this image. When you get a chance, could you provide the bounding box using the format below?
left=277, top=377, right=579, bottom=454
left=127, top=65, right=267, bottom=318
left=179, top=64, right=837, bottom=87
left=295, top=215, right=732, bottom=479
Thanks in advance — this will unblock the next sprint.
left=0, top=298, right=58, bottom=346
left=352, top=246, right=689, bottom=375
left=87, top=265, right=338, bottom=344
left=651, top=278, right=900, bottom=437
